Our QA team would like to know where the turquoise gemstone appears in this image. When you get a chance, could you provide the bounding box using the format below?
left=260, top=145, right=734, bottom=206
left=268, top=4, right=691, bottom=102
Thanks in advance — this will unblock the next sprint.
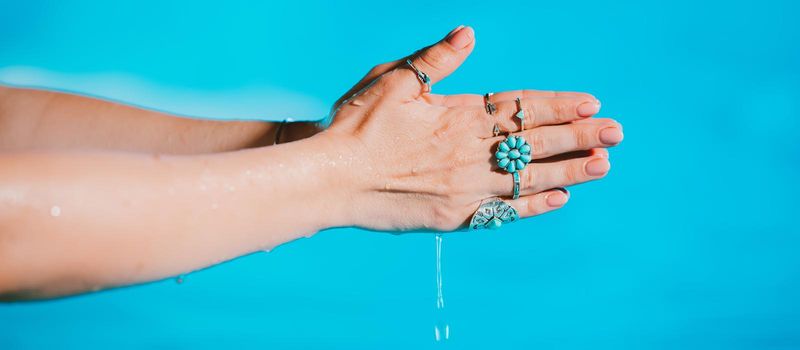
left=498, top=142, right=510, bottom=152
left=507, top=161, right=516, bottom=173
left=515, top=159, right=526, bottom=170
left=495, top=151, right=508, bottom=159
left=508, top=149, right=521, bottom=159
left=516, top=137, right=526, bottom=148
left=519, top=154, right=532, bottom=163
left=498, top=158, right=510, bottom=168
left=487, top=218, right=503, bottom=230
left=505, top=137, right=517, bottom=150
left=520, top=144, right=531, bottom=154
left=515, top=110, right=525, bottom=120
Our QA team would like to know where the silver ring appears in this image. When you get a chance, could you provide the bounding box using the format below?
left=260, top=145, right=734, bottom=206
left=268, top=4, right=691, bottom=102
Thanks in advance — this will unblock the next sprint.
left=484, top=93, right=500, bottom=136
left=512, top=171, right=520, bottom=200
left=515, top=97, right=526, bottom=131
left=405, top=59, right=431, bottom=93
left=469, top=197, right=520, bottom=231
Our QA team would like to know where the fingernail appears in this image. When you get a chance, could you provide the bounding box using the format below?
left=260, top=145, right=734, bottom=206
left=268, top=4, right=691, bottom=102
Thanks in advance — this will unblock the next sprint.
left=445, top=25, right=465, bottom=37
left=546, top=191, right=568, bottom=207
left=599, top=126, right=624, bottom=145
left=556, top=187, right=569, bottom=195
left=446, top=25, right=474, bottom=50
left=577, top=101, right=600, bottom=117
left=585, top=158, right=610, bottom=176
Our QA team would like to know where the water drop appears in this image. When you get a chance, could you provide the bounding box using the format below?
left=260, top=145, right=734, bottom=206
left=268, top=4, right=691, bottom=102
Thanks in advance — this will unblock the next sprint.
left=434, top=233, right=450, bottom=342
left=50, top=206, right=61, bottom=217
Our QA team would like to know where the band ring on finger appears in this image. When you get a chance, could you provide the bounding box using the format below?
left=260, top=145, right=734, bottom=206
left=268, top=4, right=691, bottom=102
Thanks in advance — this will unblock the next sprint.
left=469, top=197, right=520, bottom=230
left=484, top=93, right=501, bottom=136
left=405, top=59, right=431, bottom=93
left=515, top=97, right=526, bottom=131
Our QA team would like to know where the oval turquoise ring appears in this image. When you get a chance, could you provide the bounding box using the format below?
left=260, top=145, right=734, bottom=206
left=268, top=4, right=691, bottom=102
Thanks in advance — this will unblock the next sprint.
left=495, top=135, right=532, bottom=173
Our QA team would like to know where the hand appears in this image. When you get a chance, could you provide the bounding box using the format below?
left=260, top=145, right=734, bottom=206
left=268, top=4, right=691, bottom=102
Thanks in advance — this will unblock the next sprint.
left=316, top=26, right=623, bottom=232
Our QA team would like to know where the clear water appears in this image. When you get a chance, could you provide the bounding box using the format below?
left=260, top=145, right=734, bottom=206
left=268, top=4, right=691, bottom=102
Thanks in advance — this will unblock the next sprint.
left=1, top=0, right=800, bottom=349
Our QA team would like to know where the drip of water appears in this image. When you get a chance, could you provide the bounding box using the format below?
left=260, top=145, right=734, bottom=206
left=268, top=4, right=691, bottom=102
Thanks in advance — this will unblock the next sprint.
left=434, top=233, right=450, bottom=342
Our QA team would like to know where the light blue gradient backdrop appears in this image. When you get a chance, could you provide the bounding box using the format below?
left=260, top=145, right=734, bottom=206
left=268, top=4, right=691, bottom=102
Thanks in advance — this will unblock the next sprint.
left=1, top=1, right=799, bottom=349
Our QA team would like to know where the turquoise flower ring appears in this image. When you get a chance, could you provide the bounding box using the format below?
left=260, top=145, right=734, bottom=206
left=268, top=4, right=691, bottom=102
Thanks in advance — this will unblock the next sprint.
left=469, top=197, right=521, bottom=231
left=495, top=135, right=532, bottom=173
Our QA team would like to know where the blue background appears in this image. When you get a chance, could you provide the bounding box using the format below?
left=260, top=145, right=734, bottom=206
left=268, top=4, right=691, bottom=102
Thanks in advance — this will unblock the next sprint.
left=1, top=0, right=799, bottom=349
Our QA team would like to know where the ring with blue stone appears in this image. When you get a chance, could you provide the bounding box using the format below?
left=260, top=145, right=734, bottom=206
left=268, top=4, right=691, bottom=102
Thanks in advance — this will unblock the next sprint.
left=512, top=171, right=520, bottom=199
left=405, top=59, right=431, bottom=93
left=495, top=135, right=532, bottom=174
left=469, top=197, right=520, bottom=231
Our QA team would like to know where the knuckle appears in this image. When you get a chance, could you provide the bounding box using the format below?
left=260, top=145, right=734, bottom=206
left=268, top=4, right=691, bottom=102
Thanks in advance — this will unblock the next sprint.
left=524, top=105, right=536, bottom=126
left=525, top=166, right=538, bottom=191
left=563, top=162, right=582, bottom=184
left=419, top=48, right=447, bottom=71
left=550, top=101, right=568, bottom=119
left=573, top=127, right=592, bottom=149
left=528, top=132, right=547, bottom=156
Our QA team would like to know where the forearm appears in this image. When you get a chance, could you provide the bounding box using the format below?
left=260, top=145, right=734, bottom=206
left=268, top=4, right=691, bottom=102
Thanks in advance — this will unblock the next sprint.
left=0, top=135, right=352, bottom=300
left=0, top=85, right=318, bottom=153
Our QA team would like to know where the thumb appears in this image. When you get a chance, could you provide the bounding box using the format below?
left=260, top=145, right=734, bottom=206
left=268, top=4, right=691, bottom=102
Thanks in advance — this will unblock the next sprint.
left=384, top=26, right=475, bottom=99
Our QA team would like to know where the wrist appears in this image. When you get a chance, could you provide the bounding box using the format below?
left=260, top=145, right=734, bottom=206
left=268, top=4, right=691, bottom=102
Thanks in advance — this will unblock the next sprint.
left=300, top=132, right=370, bottom=230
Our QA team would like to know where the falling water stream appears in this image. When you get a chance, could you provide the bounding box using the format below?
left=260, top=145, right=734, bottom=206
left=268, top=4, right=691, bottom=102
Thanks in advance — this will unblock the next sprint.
left=434, top=233, right=450, bottom=342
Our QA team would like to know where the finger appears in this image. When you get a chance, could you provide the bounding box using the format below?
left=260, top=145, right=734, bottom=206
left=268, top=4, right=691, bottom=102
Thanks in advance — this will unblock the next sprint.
left=377, top=26, right=476, bottom=100
left=442, top=90, right=598, bottom=107
left=487, top=151, right=611, bottom=196
left=333, top=59, right=402, bottom=109
left=336, top=26, right=471, bottom=108
left=488, top=96, right=601, bottom=131
left=507, top=120, right=623, bottom=159
left=507, top=188, right=570, bottom=218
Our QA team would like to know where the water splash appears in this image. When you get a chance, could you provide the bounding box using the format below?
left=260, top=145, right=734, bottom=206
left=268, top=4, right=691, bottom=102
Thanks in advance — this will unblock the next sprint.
left=434, top=233, right=450, bottom=342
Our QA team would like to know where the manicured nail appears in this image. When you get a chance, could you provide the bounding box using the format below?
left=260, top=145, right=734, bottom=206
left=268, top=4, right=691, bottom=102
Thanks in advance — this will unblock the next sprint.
left=445, top=25, right=465, bottom=38
left=599, top=126, right=624, bottom=145
left=577, top=101, right=600, bottom=117
left=546, top=191, right=568, bottom=207
left=556, top=187, right=569, bottom=195
left=446, top=25, right=474, bottom=50
left=585, top=158, right=610, bottom=176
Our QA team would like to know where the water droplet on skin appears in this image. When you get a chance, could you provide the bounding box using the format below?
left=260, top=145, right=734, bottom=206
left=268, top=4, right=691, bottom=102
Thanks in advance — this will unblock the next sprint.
left=50, top=206, right=61, bottom=217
